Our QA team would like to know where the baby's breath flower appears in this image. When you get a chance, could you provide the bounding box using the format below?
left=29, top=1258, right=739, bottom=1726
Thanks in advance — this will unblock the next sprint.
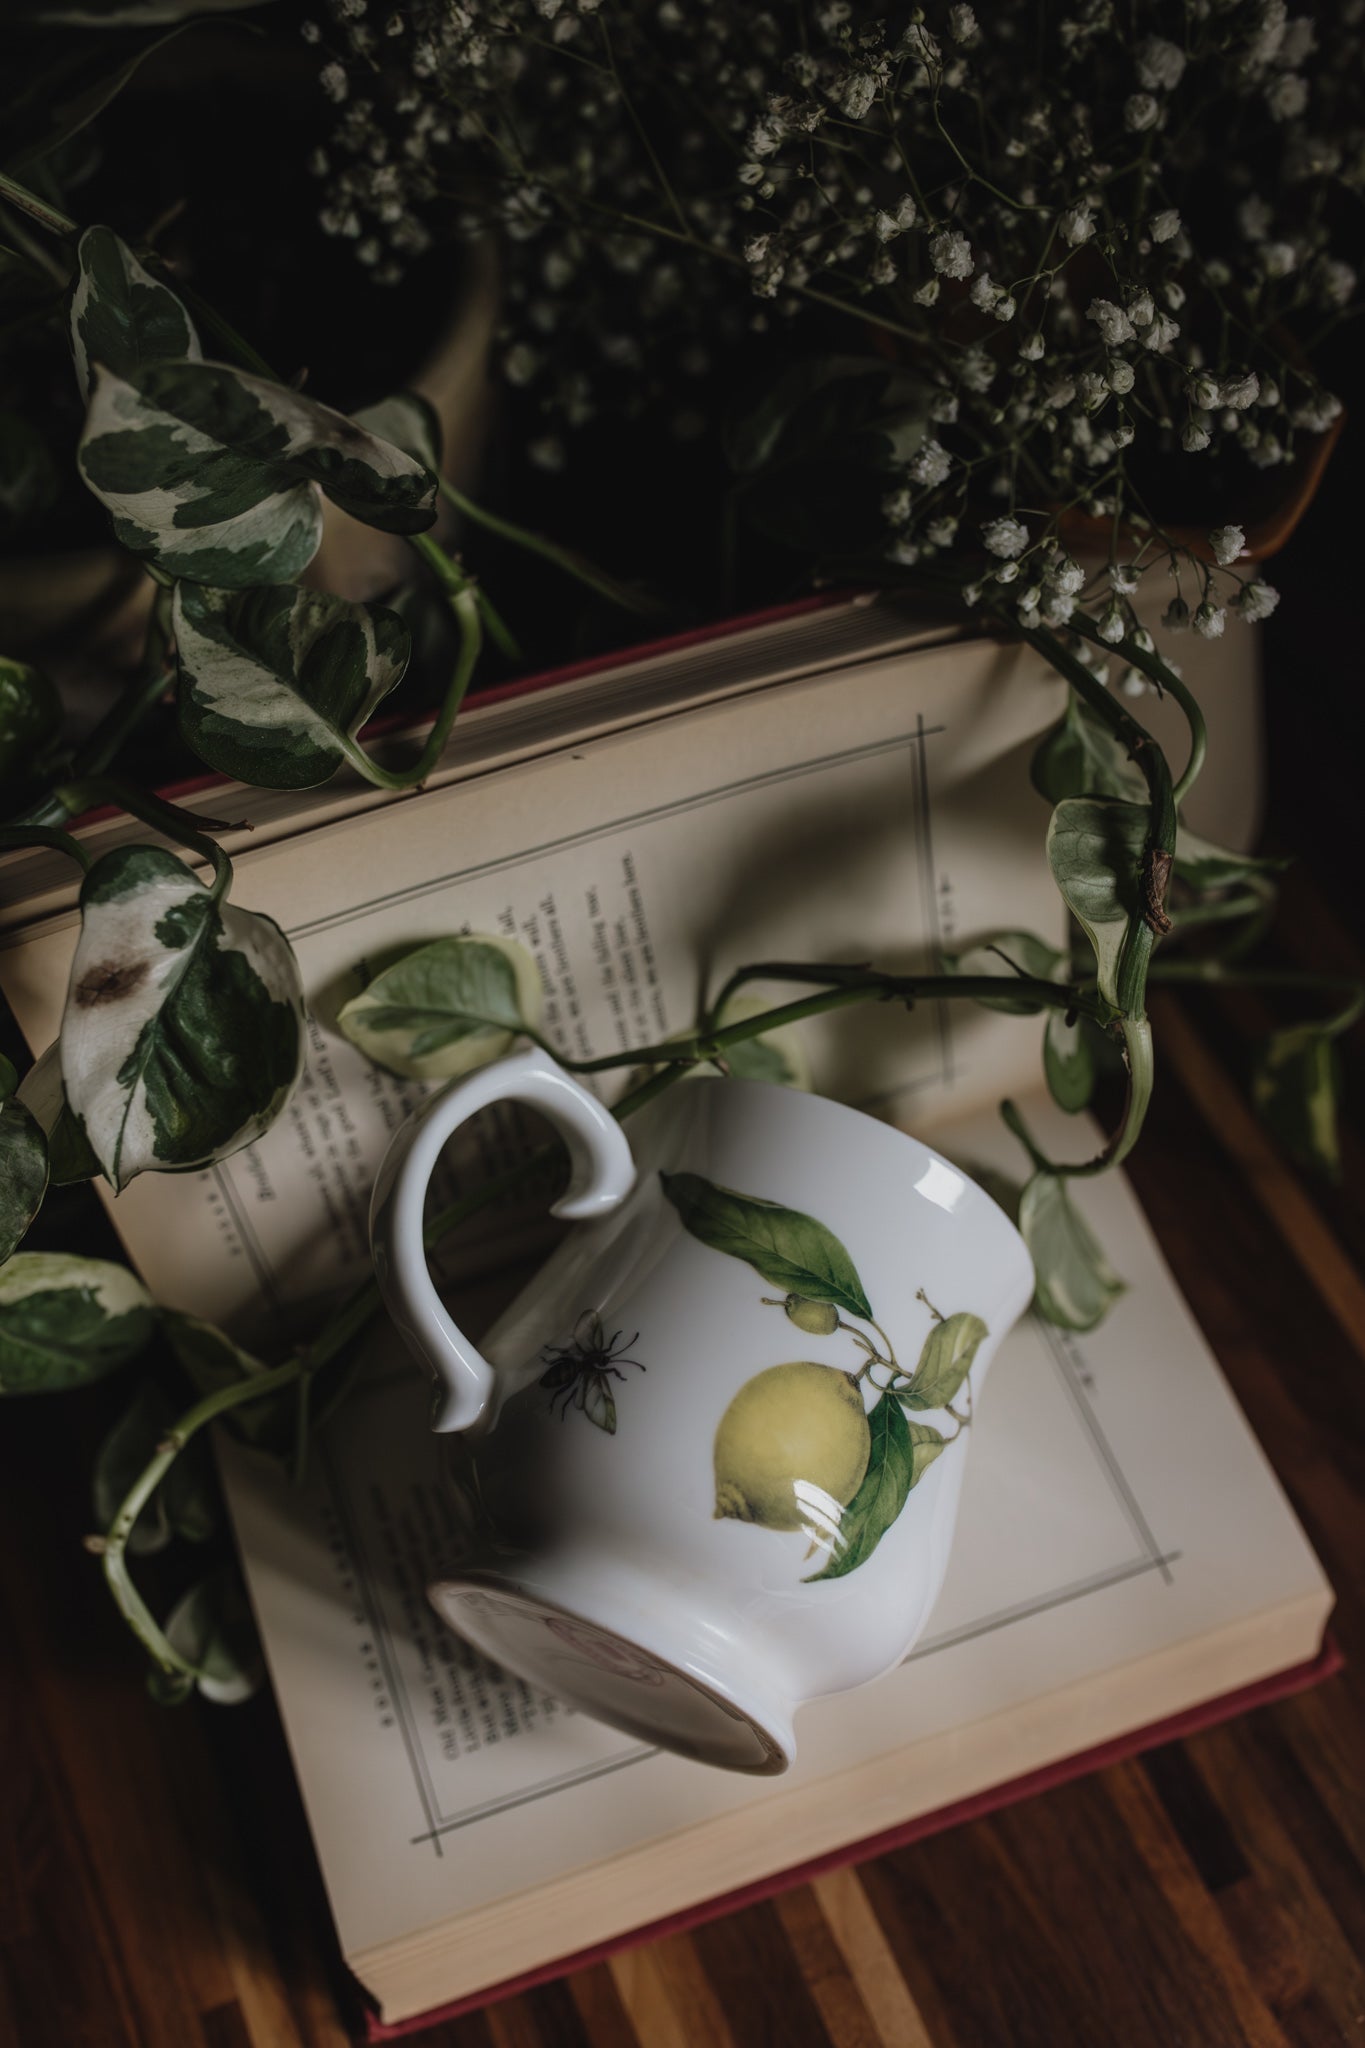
left=930, top=230, right=973, bottom=279
left=1096, top=601, right=1127, bottom=644
left=948, top=4, right=979, bottom=44
left=982, top=514, right=1029, bottom=558
left=909, top=439, right=953, bottom=486
left=993, top=558, right=1021, bottom=583
left=927, top=516, right=959, bottom=546
left=1181, top=417, right=1212, bottom=452
left=913, top=278, right=941, bottom=307
left=320, top=60, right=349, bottom=100
left=1162, top=596, right=1190, bottom=632
left=1193, top=601, right=1226, bottom=639
left=1124, top=93, right=1160, bottom=131
left=1058, top=202, right=1096, bottom=246
left=1018, top=332, right=1045, bottom=361
left=1209, top=525, right=1245, bottom=567
left=1087, top=299, right=1134, bottom=345
left=882, top=488, right=913, bottom=524
left=1108, top=562, right=1140, bottom=595
left=1149, top=208, right=1181, bottom=242
left=1237, top=580, right=1281, bottom=623
left=1119, top=666, right=1149, bottom=697
left=1266, top=73, right=1309, bottom=122
left=1135, top=36, right=1185, bottom=91
left=1106, top=359, right=1136, bottom=394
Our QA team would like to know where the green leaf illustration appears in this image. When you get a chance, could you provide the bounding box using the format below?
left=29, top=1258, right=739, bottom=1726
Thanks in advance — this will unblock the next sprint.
left=1046, top=795, right=1148, bottom=1011
left=0, top=656, right=63, bottom=784
left=1032, top=691, right=1142, bottom=805
left=943, top=928, right=1068, bottom=1014
left=805, top=1394, right=945, bottom=1582
left=661, top=1171, right=872, bottom=1321
left=1019, top=1170, right=1125, bottom=1332
left=174, top=581, right=411, bottom=790
left=0, top=1093, right=48, bottom=1261
left=60, top=845, right=304, bottom=1191
left=904, top=1418, right=948, bottom=1487
left=15, top=1042, right=102, bottom=1185
left=338, top=934, right=543, bottom=1081
left=78, top=358, right=438, bottom=587
left=0, top=1252, right=155, bottom=1395
left=68, top=224, right=201, bottom=403
left=900, top=1310, right=988, bottom=1411
left=1043, top=1009, right=1096, bottom=1113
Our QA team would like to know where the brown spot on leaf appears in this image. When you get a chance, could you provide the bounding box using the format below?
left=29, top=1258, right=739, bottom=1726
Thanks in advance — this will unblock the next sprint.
left=74, top=960, right=148, bottom=1008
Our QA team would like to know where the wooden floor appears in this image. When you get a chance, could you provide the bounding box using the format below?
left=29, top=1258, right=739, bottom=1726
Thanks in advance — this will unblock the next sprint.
left=2, top=863, right=1363, bottom=2048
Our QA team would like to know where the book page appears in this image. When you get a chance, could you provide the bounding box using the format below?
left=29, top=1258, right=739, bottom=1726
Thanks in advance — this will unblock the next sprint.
left=0, top=634, right=1066, bottom=1335
left=217, top=1095, right=1330, bottom=2012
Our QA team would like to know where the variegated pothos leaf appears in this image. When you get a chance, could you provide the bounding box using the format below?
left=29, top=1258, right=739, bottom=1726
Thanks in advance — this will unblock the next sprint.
left=69, top=224, right=201, bottom=404
left=350, top=391, right=443, bottom=474
left=61, top=845, right=305, bottom=1190
left=173, top=581, right=411, bottom=789
left=0, top=1252, right=154, bottom=1395
left=78, top=359, right=439, bottom=587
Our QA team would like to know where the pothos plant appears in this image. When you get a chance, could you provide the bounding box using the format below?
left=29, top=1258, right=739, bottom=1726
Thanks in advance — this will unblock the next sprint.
left=0, top=170, right=1357, bottom=1703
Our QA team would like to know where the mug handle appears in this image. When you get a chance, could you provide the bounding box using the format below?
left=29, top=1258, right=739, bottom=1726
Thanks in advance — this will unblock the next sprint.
left=370, top=1047, right=637, bottom=1434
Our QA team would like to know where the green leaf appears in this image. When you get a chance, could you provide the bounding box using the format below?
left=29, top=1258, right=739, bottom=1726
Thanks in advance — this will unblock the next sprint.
left=0, top=656, right=63, bottom=783
left=1032, top=691, right=1142, bottom=804
left=92, top=1376, right=219, bottom=1553
left=92, top=1378, right=172, bottom=1554
left=900, top=1311, right=988, bottom=1411
left=0, top=1093, right=47, bottom=1259
left=69, top=225, right=201, bottom=404
left=15, top=1042, right=102, bottom=1185
left=160, top=1569, right=262, bottom=1707
left=78, top=358, right=438, bottom=587
left=712, top=993, right=811, bottom=1088
left=1251, top=1022, right=1348, bottom=1181
left=351, top=391, right=442, bottom=475
left=1046, top=796, right=1148, bottom=1011
left=1018, top=1172, right=1125, bottom=1332
left=174, top=581, right=411, bottom=790
left=1174, top=828, right=1291, bottom=892
left=661, top=1171, right=873, bottom=1321
left=943, top=929, right=1068, bottom=1014
left=1044, top=1009, right=1096, bottom=1113
left=804, top=1393, right=943, bottom=1582
left=61, top=844, right=304, bottom=1190
left=162, top=1308, right=290, bottom=1448
left=337, top=934, right=542, bottom=1081
left=0, top=1251, right=154, bottom=1394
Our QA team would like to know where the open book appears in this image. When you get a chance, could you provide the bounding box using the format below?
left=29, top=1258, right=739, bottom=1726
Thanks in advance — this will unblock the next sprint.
left=0, top=598, right=1331, bottom=2027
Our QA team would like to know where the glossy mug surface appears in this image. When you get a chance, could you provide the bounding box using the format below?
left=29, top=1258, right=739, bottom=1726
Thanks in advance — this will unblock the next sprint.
left=370, top=1051, right=1033, bottom=1775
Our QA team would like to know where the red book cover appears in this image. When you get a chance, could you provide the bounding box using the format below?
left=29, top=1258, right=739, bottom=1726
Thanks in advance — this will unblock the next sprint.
left=360, top=1637, right=1342, bottom=2039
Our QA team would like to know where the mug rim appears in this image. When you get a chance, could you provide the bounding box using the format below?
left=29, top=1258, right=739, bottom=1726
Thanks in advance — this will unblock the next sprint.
left=632, top=1070, right=1030, bottom=1255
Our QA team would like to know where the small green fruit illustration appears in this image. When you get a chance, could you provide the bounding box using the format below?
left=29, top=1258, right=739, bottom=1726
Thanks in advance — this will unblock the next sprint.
left=713, top=1361, right=871, bottom=1533
left=783, top=1294, right=840, bottom=1336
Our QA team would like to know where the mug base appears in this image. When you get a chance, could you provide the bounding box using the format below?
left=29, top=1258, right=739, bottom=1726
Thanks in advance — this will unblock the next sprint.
left=428, top=1563, right=796, bottom=1775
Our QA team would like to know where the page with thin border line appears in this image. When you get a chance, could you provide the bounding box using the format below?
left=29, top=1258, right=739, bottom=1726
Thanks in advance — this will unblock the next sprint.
left=0, top=632, right=1068, bottom=1337
left=217, top=1092, right=1330, bottom=2019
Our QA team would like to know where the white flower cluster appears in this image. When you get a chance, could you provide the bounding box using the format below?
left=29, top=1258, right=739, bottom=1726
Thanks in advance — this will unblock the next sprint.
left=302, top=0, right=1359, bottom=610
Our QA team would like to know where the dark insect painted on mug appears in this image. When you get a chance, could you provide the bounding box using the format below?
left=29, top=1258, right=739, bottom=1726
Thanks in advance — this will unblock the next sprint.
left=538, top=1310, right=646, bottom=1435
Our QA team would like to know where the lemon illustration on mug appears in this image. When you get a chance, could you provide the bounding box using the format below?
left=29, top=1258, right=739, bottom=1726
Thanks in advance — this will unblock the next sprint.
left=661, top=1171, right=989, bottom=1580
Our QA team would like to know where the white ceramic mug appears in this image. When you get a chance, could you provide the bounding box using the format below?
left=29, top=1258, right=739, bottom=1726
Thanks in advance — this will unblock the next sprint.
left=371, top=1050, right=1033, bottom=1774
